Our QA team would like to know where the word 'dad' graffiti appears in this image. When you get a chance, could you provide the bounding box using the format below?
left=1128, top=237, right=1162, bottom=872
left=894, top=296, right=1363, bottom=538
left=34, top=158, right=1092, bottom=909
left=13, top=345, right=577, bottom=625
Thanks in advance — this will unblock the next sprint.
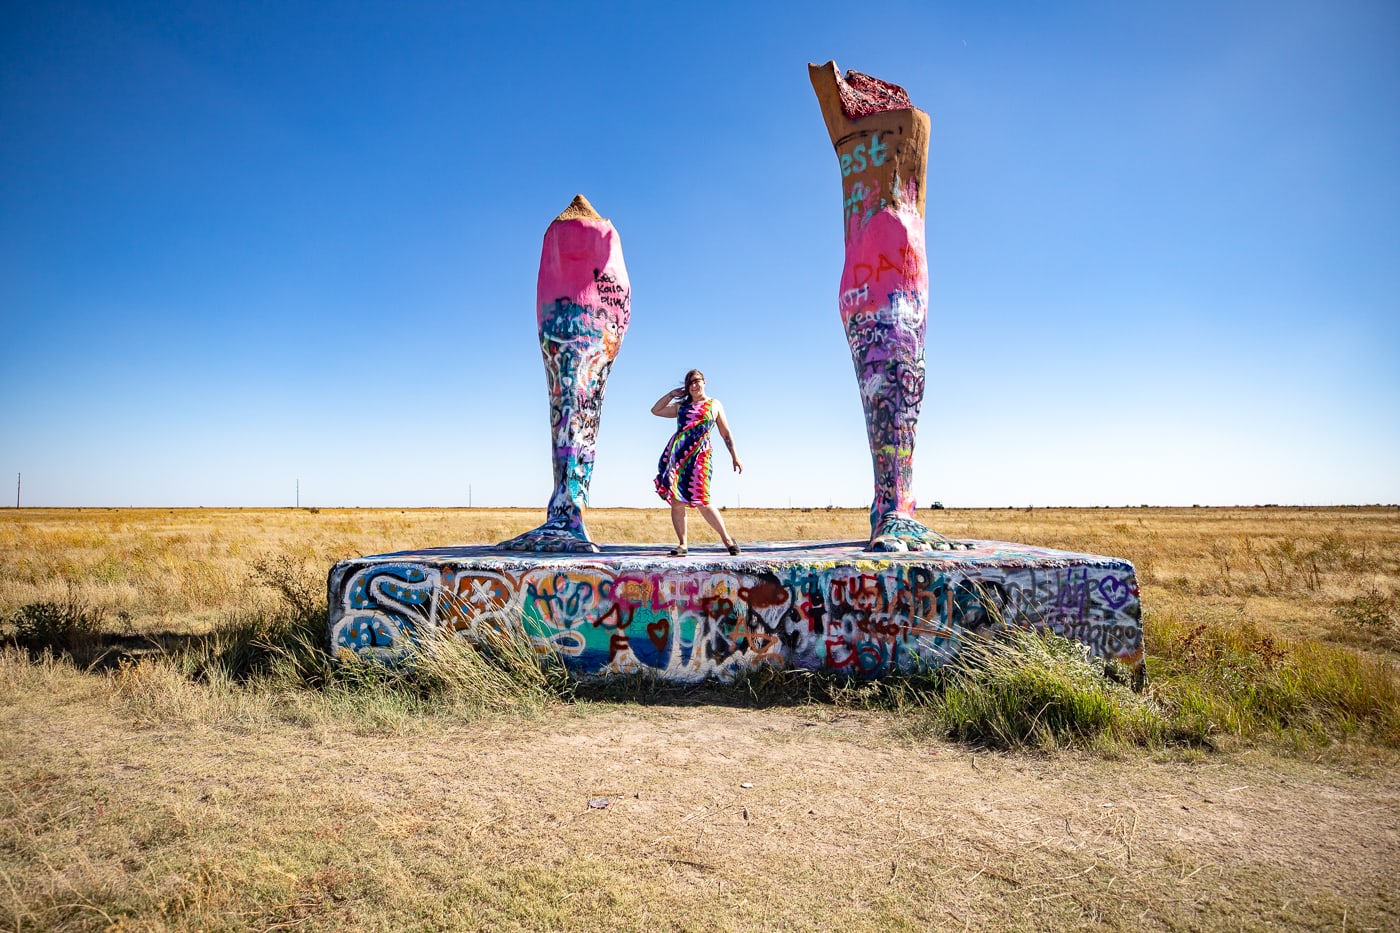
left=328, top=541, right=1143, bottom=680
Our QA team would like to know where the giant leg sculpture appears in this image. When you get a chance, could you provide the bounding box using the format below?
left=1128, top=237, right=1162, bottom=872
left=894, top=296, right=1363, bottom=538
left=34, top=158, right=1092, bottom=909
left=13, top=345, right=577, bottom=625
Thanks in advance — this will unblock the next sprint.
left=498, top=194, right=630, bottom=553
left=809, top=62, right=967, bottom=552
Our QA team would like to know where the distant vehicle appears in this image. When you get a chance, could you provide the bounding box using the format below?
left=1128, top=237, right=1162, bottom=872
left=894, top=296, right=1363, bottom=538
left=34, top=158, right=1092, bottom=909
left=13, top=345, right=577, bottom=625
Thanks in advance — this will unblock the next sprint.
left=929, top=501, right=945, bottom=510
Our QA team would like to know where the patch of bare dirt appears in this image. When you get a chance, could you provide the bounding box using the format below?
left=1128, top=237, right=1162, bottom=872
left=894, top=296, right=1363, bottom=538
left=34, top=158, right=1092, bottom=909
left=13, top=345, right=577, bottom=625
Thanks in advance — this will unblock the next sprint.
left=8, top=690, right=1398, bottom=930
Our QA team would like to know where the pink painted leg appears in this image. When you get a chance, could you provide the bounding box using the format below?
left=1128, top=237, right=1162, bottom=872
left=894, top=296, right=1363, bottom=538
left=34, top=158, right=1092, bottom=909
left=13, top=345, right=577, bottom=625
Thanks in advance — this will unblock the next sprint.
left=810, top=62, right=969, bottom=552
left=498, top=195, right=630, bottom=553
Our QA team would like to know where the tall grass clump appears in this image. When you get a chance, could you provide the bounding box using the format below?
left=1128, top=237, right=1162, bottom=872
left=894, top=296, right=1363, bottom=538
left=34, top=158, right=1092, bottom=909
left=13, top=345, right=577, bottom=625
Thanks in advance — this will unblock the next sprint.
left=137, top=551, right=336, bottom=685
left=109, top=610, right=566, bottom=730
left=1146, top=610, right=1400, bottom=746
left=407, top=620, right=567, bottom=713
left=1330, top=585, right=1400, bottom=654
left=259, top=585, right=568, bottom=723
left=102, top=549, right=567, bottom=728
left=913, top=627, right=1174, bottom=751
left=247, top=551, right=324, bottom=623
left=0, top=589, right=105, bottom=664
left=111, top=654, right=262, bottom=726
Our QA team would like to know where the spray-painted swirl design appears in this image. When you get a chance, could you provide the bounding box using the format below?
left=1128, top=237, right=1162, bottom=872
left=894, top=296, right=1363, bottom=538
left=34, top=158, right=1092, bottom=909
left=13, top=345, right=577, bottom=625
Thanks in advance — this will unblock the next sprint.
left=330, top=563, right=441, bottom=662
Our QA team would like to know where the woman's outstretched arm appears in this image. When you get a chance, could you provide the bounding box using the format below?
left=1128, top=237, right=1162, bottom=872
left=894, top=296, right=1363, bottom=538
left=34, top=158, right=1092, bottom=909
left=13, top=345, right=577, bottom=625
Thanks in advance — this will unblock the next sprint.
left=714, top=403, right=744, bottom=473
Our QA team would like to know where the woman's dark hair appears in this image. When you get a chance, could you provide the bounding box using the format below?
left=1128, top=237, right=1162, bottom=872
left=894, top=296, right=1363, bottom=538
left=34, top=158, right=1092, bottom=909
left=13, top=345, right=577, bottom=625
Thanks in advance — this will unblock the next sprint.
left=683, top=369, right=705, bottom=387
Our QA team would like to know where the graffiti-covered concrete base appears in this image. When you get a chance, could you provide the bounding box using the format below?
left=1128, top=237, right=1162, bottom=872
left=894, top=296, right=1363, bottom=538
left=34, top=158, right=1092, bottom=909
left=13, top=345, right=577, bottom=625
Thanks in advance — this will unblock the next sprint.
left=327, top=540, right=1142, bottom=681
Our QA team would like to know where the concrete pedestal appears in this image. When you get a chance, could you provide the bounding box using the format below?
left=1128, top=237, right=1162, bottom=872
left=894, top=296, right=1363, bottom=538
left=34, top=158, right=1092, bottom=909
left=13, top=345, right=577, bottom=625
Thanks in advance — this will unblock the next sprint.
left=327, top=540, right=1141, bottom=681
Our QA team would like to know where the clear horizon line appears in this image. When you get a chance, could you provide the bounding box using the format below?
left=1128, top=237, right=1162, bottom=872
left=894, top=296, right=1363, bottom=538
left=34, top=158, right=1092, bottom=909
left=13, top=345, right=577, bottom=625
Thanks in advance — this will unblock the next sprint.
left=6, top=503, right=1398, bottom=511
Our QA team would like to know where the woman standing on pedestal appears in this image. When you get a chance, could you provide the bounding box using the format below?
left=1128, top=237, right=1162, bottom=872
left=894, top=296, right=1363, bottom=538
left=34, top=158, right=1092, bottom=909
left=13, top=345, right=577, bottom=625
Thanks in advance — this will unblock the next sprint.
left=651, top=369, right=743, bottom=556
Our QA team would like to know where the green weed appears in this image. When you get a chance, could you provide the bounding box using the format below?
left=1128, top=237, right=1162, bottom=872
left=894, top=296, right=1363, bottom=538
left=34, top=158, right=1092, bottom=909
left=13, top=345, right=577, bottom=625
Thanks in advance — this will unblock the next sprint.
left=0, top=590, right=105, bottom=663
left=1147, top=609, right=1400, bottom=745
left=1329, top=585, right=1400, bottom=653
left=907, top=627, right=1176, bottom=751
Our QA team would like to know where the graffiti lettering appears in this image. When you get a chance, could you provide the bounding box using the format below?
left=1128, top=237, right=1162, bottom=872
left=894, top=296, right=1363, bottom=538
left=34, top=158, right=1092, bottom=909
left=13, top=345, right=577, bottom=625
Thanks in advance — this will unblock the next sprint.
left=839, top=133, right=888, bottom=177
left=592, top=267, right=629, bottom=314
left=840, top=283, right=870, bottom=310
left=330, top=544, right=1144, bottom=682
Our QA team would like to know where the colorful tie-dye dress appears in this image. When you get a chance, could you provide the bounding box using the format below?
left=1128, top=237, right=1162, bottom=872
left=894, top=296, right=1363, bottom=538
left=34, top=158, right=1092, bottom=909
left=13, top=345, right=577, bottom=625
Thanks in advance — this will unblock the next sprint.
left=654, top=398, right=716, bottom=507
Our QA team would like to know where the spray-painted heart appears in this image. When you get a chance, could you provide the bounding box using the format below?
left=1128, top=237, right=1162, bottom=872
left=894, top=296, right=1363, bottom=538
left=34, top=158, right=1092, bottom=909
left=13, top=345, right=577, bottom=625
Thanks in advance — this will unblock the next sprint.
left=1098, top=575, right=1131, bottom=610
left=646, top=618, right=670, bottom=652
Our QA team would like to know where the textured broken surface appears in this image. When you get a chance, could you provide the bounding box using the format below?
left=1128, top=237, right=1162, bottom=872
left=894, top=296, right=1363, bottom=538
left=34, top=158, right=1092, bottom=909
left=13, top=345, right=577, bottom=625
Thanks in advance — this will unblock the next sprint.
left=808, top=60, right=930, bottom=219
left=555, top=193, right=603, bottom=223
left=834, top=67, right=913, bottom=119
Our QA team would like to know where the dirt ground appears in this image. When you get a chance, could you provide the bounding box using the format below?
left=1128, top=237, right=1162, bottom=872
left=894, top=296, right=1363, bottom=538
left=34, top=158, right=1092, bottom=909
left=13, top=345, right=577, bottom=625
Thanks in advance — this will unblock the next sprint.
left=5, top=671, right=1398, bottom=931
left=3, top=506, right=1398, bottom=930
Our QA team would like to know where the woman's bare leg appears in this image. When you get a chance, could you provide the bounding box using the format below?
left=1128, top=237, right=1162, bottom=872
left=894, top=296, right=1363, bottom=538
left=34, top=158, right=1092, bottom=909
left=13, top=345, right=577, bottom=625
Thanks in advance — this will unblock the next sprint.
left=696, top=504, right=734, bottom=547
left=499, top=195, right=630, bottom=553
left=809, top=62, right=966, bottom=552
left=670, top=500, right=688, bottom=548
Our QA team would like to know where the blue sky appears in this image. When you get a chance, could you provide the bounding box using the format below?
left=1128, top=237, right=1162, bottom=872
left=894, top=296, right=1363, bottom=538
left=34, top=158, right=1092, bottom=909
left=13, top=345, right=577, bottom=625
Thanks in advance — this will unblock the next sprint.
left=2, top=1, right=1397, bottom=508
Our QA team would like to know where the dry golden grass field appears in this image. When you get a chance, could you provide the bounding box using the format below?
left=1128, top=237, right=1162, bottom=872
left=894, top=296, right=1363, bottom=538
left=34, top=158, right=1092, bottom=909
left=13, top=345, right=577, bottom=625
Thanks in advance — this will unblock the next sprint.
left=2, top=506, right=1398, bottom=931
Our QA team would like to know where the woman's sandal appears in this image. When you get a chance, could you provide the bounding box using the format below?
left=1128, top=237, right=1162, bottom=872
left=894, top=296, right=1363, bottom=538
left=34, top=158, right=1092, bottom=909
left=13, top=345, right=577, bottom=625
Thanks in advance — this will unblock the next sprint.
left=669, top=545, right=688, bottom=557
left=726, top=542, right=741, bottom=556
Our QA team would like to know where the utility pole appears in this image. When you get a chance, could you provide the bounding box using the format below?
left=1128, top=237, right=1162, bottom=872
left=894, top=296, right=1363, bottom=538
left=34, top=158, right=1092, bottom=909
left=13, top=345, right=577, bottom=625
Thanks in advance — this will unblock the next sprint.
left=469, top=484, right=472, bottom=508
left=14, top=473, right=18, bottom=508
